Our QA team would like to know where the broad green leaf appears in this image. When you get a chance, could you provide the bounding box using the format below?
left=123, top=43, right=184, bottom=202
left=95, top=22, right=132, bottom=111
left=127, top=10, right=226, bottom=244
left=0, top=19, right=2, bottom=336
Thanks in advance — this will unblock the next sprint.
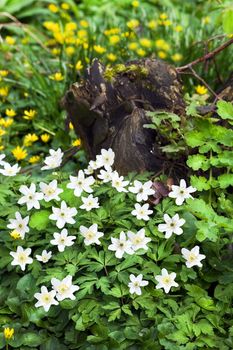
left=217, top=100, right=233, bottom=120
left=29, top=210, right=50, bottom=230
left=222, top=8, right=233, bottom=34
left=187, top=154, right=210, bottom=171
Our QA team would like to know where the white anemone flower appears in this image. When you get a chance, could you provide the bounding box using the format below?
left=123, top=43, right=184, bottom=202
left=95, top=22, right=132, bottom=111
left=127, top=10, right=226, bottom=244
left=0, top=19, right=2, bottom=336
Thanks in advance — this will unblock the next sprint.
left=0, top=163, right=21, bottom=176
left=49, top=201, right=77, bottom=229
left=108, top=231, right=134, bottom=259
left=67, top=170, right=95, bottom=197
left=181, top=246, right=206, bottom=268
left=111, top=171, right=129, bottom=192
left=7, top=211, right=29, bottom=239
left=50, top=228, right=76, bottom=252
left=39, top=180, right=63, bottom=202
left=155, top=268, right=178, bottom=294
left=131, top=203, right=153, bottom=221
left=10, top=246, right=33, bottom=271
left=51, top=275, right=80, bottom=301
left=96, top=148, right=115, bottom=169
left=128, top=274, right=149, bottom=295
left=158, top=213, right=185, bottom=239
left=127, top=229, right=151, bottom=251
left=128, top=180, right=155, bottom=202
left=79, top=224, right=104, bottom=245
left=169, top=179, right=196, bottom=205
left=36, top=250, right=52, bottom=263
left=34, top=286, right=58, bottom=312
left=41, top=148, right=64, bottom=170
left=18, top=183, right=43, bottom=210
left=80, top=194, right=99, bottom=211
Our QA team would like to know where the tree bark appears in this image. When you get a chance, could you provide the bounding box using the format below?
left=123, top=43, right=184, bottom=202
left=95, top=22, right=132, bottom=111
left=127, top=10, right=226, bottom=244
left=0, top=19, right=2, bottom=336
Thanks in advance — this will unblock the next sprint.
left=62, top=58, right=185, bottom=175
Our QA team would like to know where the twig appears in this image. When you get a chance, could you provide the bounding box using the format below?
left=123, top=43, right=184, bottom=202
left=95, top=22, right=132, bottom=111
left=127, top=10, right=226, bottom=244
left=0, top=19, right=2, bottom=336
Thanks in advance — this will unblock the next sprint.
left=188, top=66, right=220, bottom=99
left=177, top=37, right=233, bottom=72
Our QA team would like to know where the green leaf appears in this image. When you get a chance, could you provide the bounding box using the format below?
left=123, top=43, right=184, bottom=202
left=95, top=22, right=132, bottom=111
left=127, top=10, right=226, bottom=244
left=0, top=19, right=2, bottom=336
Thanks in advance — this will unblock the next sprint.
left=217, top=173, right=233, bottom=189
left=196, top=221, right=219, bottom=242
left=222, top=8, right=233, bottom=34
left=190, top=176, right=211, bottom=191
left=217, top=100, right=233, bottom=120
left=21, top=332, right=44, bottom=347
left=29, top=210, right=50, bottom=230
left=108, top=308, right=121, bottom=322
left=187, top=154, right=210, bottom=171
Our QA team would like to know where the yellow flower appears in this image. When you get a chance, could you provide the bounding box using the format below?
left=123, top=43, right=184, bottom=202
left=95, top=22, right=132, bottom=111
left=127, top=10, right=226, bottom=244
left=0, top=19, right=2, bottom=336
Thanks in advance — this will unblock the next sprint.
left=0, top=145, right=4, bottom=151
left=48, top=3, right=59, bottom=13
left=137, top=48, right=146, bottom=56
left=0, top=118, right=13, bottom=128
left=109, top=35, right=120, bottom=45
left=10, top=230, right=21, bottom=239
left=83, top=42, right=89, bottom=49
left=139, top=38, right=152, bottom=48
left=41, top=133, right=51, bottom=143
left=75, top=60, right=84, bottom=71
left=69, top=122, right=74, bottom=130
left=171, top=53, right=183, bottom=62
left=128, top=42, right=138, bottom=50
left=65, top=22, right=77, bottom=32
left=72, top=139, right=81, bottom=147
left=51, top=48, right=61, bottom=56
left=155, top=39, right=170, bottom=51
left=77, top=29, right=88, bottom=39
left=23, top=133, right=38, bottom=147
left=202, top=16, right=211, bottom=25
left=53, top=31, right=65, bottom=44
left=0, top=128, right=6, bottom=137
left=29, top=155, right=41, bottom=164
left=158, top=51, right=167, bottom=59
left=104, top=28, right=120, bottom=36
left=49, top=72, right=64, bottom=81
left=43, top=21, right=60, bottom=32
left=127, top=19, right=139, bottom=30
left=80, top=20, right=89, bottom=28
left=132, top=0, right=139, bottom=7
left=160, top=13, right=168, bottom=20
left=23, top=109, right=36, bottom=120
left=174, top=25, right=183, bottom=32
left=6, top=108, right=16, bottom=117
left=0, top=87, right=9, bottom=97
left=3, top=327, right=14, bottom=340
left=147, top=20, right=157, bottom=30
left=195, top=85, right=208, bottom=95
left=65, top=46, right=75, bottom=56
left=12, top=146, right=27, bottom=161
left=5, top=36, right=15, bottom=45
left=61, top=2, right=70, bottom=10
left=93, top=45, right=106, bottom=54
left=107, top=53, right=117, bottom=61
left=0, top=70, right=9, bottom=77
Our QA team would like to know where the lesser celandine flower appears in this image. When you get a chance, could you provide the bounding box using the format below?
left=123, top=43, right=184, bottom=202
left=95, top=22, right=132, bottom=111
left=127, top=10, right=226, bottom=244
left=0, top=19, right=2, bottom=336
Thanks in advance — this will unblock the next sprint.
left=23, top=133, right=38, bottom=146
left=0, top=87, right=9, bottom=97
left=48, top=3, right=59, bottom=12
left=72, top=139, right=81, bottom=147
left=127, top=19, right=139, bottom=30
left=29, top=155, right=40, bottom=164
left=23, top=109, right=36, bottom=120
left=5, top=36, right=15, bottom=45
left=195, top=85, right=208, bottom=95
left=93, top=45, right=106, bottom=54
left=3, top=327, right=14, bottom=340
left=49, top=72, right=64, bottom=81
left=11, top=146, right=27, bottom=161
left=0, top=70, right=9, bottom=77
left=10, top=230, right=21, bottom=239
left=40, top=133, right=50, bottom=143
left=75, top=60, right=83, bottom=71
left=5, top=108, right=16, bottom=117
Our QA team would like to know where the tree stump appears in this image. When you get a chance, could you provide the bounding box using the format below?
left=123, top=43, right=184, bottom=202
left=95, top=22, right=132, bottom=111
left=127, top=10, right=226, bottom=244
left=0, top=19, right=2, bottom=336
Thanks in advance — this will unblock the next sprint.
left=62, top=58, right=185, bottom=175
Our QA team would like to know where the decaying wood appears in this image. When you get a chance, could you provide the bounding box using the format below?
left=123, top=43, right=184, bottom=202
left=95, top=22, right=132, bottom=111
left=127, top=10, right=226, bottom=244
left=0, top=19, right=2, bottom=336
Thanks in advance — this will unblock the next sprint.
left=62, top=58, right=185, bottom=175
